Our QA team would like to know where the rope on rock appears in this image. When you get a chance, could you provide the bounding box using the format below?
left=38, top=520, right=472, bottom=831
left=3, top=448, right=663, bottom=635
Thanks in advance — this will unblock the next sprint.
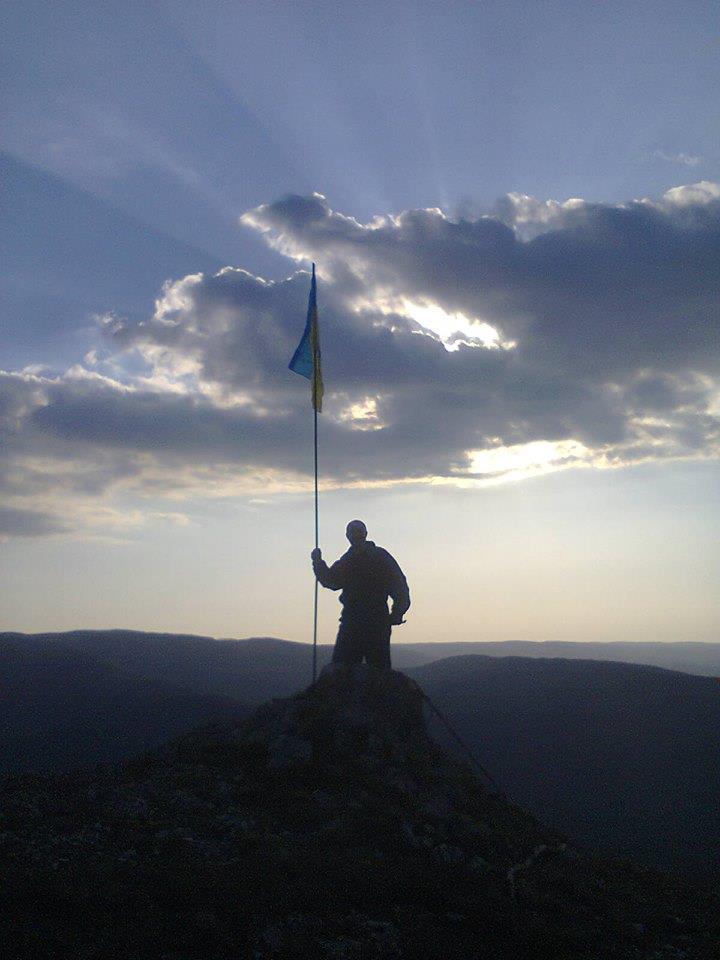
left=421, top=692, right=500, bottom=791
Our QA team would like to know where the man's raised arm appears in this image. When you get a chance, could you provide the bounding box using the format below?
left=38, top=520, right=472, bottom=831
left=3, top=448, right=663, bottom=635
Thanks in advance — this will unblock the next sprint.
left=311, top=548, right=346, bottom=591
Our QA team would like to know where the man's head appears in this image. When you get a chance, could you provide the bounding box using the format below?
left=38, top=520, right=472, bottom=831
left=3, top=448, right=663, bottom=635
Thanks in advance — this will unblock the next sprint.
left=346, top=519, right=368, bottom=545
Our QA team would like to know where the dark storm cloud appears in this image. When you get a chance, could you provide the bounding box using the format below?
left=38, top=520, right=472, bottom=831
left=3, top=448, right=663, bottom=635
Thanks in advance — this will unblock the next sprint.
left=2, top=184, right=719, bottom=535
left=100, top=266, right=634, bottom=464
left=0, top=505, right=68, bottom=538
left=244, top=188, right=720, bottom=379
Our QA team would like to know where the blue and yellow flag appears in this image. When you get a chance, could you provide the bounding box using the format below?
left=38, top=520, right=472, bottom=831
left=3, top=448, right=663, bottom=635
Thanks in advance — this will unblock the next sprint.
left=289, top=262, right=324, bottom=412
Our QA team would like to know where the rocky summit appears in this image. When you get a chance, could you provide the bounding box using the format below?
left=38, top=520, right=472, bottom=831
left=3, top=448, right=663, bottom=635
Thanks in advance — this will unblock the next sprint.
left=2, top=666, right=718, bottom=959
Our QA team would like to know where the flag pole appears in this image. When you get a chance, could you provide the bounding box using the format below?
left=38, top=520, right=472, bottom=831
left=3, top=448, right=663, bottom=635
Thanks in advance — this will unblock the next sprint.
left=288, top=261, right=322, bottom=685
left=312, top=400, right=319, bottom=683
left=311, top=262, right=320, bottom=684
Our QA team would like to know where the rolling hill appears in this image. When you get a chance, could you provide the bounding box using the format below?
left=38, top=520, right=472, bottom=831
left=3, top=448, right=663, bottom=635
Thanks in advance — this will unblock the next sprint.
left=411, top=654, right=720, bottom=881
left=0, top=635, right=249, bottom=774
left=3, top=631, right=719, bottom=709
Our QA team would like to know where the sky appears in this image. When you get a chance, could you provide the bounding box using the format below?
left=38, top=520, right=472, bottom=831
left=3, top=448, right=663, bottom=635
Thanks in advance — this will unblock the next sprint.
left=1, top=0, right=719, bottom=643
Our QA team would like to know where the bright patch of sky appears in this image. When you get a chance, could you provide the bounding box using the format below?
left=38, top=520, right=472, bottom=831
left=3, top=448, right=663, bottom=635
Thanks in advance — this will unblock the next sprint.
left=379, top=299, right=507, bottom=352
left=465, top=441, right=591, bottom=483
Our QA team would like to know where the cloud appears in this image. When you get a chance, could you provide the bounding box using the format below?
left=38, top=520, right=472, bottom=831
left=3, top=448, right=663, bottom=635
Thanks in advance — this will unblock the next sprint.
left=0, top=505, right=69, bottom=539
left=659, top=180, right=720, bottom=209
left=652, top=150, right=703, bottom=168
left=244, top=188, right=720, bottom=376
left=2, top=183, right=719, bottom=536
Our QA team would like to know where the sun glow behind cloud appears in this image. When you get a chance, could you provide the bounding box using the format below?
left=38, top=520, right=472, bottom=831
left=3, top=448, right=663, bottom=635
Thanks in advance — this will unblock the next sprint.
left=465, top=439, right=591, bottom=482
left=398, top=299, right=507, bottom=350
left=366, top=296, right=513, bottom=351
left=336, top=396, right=384, bottom=431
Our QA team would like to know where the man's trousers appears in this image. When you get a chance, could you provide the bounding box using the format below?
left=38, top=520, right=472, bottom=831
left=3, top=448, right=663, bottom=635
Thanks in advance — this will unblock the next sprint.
left=331, top=619, right=392, bottom=670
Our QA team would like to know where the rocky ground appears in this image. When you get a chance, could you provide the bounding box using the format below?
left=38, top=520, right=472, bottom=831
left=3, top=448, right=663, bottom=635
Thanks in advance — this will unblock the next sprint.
left=1, top=666, right=718, bottom=959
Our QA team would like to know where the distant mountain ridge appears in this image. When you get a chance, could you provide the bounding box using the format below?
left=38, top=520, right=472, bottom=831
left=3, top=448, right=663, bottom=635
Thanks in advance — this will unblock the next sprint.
left=3, top=631, right=720, bottom=708
left=0, top=634, right=250, bottom=774
left=397, top=639, right=720, bottom=677
left=2, top=630, right=719, bottom=883
left=1, top=630, right=330, bottom=704
left=411, top=654, right=720, bottom=881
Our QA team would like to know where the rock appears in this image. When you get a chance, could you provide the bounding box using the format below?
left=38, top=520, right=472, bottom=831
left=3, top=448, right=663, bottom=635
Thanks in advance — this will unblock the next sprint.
left=267, top=734, right=313, bottom=769
left=470, top=855, right=491, bottom=875
left=435, top=843, right=465, bottom=864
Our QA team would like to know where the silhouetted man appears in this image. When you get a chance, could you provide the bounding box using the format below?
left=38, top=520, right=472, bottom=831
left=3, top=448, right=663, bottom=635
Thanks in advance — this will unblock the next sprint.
left=311, top=520, right=410, bottom=670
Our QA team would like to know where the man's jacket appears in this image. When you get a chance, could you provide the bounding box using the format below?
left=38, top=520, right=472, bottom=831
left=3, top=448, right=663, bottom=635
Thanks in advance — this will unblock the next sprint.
left=313, top=541, right=410, bottom=625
